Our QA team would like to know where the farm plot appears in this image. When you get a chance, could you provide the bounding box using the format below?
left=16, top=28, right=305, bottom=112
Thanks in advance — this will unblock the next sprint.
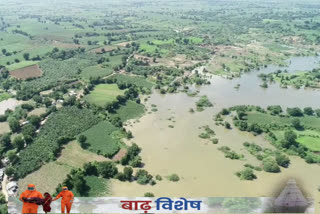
left=10, top=64, right=42, bottom=80
left=84, top=84, right=125, bottom=107
left=81, top=121, right=122, bottom=158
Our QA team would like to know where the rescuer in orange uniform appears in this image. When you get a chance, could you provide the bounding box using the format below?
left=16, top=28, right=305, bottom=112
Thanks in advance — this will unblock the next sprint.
left=19, top=184, right=43, bottom=214
left=53, top=186, right=74, bottom=213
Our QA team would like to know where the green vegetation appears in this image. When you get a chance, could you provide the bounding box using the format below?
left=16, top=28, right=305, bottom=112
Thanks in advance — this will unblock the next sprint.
left=80, top=121, right=122, bottom=158
left=236, top=168, right=257, bottom=180
left=14, top=106, right=100, bottom=178
left=218, top=146, right=244, bottom=160
left=112, top=100, right=145, bottom=122
left=196, top=96, right=213, bottom=112
left=112, top=74, right=154, bottom=90
left=84, top=84, right=125, bottom=107
left=167, top=173, right=180, bottom=182
left=0, top=92, right=11, bottom=102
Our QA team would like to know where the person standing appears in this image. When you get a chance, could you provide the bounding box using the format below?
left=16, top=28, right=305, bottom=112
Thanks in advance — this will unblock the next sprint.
left=52, top=186, right=74, bottom=213
left=19, top=184, right=43, bottom=214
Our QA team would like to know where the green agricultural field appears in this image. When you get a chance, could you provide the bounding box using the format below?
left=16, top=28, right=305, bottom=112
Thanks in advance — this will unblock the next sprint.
left=81, top=121, right=121, bottom=157
left=112, top=100, right=145, bottom=122
left=84, top=84, right=125, bottom=107
left=14, top=106, right=100, bottom=178
left=113, top=74, right=154, bottom=89
left=297, top=136, right=320, bottom=152
left=76, top=176, right=110, bottom=197
left=247, top=112, right=320, bottom=130
left=81, top=65, right=113, bottom=80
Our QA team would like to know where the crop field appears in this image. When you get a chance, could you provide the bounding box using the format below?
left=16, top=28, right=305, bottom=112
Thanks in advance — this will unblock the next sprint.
left=113, top=74, right=154, bottom=89
left=81, top=121, right=121, bottom=157
left=14, top=106, right=100, bottom=178
left=84, top=84, right=125, bottom=107
left=297, top=136, right=320, bottom=152
left=56, top=141, right=109, bottom=168
left=112, top=100, right=145, bottom=122
left=247, top=112, right=320, bottom=130
left=9, top=64, right=42, bottom=80
left=73, top=176, right=110, bottom=197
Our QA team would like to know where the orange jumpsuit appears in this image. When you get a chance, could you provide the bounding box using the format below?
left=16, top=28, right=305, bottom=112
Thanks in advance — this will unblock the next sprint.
left=55, top=190, right=74, bottom=213
left=19, top=187, right=43, bottom=214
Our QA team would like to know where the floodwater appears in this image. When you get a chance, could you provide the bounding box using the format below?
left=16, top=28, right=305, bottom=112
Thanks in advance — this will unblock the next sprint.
left=0, top=98, right=24, bottom=115
left=111, top=56, right=320, bottom=198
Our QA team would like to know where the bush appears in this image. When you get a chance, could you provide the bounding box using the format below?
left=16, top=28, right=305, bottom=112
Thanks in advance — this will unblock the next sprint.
left=267, top=105, right=282, bottom=115
left=211, top=138, right=219, bottom=144
left=167, top=173, right=180, bottom=182
left=0, top=115, right=7, bottom=122
left=136, top=170, right=153, bottom=185
left=303, top=107, right=314, bottom=115
left=144, top=192, right=154, bottom=197
left=96, top=161, right=118, bottom=179
left=236, top=168, right=256, bottom=180
left=262, top=157, right=280, bottom=173
left=287, top=107, right=303, bottom=117
left=275, top=153, right=290, bottom=168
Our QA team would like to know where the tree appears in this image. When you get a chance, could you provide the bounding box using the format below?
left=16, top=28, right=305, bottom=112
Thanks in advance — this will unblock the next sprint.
left=23, top=53, right=30, bottom=60
left=28, top=115, right=41, bottom=128
left=123, top=167, right=133, bottom=181
left=135, top=169, right=153, bottom=185
left=262, top=157, right=280, bottom=173
left=275, top=153, right=290, bottom=168
left=7, top=150, right=19, bottom=163
left=5, top=166, right=16, bottom=178
left=225, top=121, right=231, bottom=129
left=8, top=117, right=20, bottom=132
left=83, top=162, right=98, bottom=176
left=0, top=133, right=11, bottom=150
left=167, top=174, right=180, bottom=182
left=13, top=135, right=24, bottom=151
left=78, top=135, right=88, bottom=149
left=287, top=107, right=303, bottom=117
left=303, top=107, right=314, bottom=115
left=22, top=124, right=36, bottom=138
left=284, top=130, right=297, bottom=146
left=97, top=161, right=118, bottom=178
left=267, top=105, right=282, bottom=115
left=291, top=118, right=302, bottom=130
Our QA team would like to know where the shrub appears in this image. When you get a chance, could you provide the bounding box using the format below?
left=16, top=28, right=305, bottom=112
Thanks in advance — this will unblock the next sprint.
left=144, top=192, right=154, bottom=197
left=287, top=107, right=303, bottom=117
left=167, top=173, right=180, bottom=182
left=236, top=168, right=257, bottom=180
left=262, top=157, right=280, bottom=173
left=275, top=153, right=290, bottom=168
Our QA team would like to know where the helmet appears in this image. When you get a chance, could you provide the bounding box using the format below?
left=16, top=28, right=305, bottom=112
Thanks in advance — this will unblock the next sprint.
left=27, top=184, right=35, bottom=191
left=62, top=186, right=68, bottom=191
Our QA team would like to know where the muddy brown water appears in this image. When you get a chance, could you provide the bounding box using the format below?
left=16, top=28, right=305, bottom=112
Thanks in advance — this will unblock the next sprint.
left=111, top=56, right=320, bottom=198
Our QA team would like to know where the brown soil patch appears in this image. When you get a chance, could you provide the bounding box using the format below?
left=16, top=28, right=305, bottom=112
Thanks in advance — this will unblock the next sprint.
left=52, top=40, right=85, bottom=49
left=10, top=64, right=42, bottom=80
left=112, top=148, right=127, bottom=161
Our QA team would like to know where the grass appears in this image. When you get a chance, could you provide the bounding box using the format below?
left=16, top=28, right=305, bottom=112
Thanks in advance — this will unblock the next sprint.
left=112, top=100, right=145, bottom=122
left=7, top=61, right=39, bottom=71
left=18, top=140, right=108, bottom=195
left=81, top=121, right=121, bottom=157
left=56, top=141, right=108, bottom=168
left=73, top=176, right=110, bottom=197
left=296, top=136, right=320, bottom=152
left=113, top=74, right=154, bottom=89
left=18, top=162, right=71, bottom=195
left=80, top=65, right=113, bottom=80
left=0, top=92, right=11, bottom=102
left=84, top=84, right=125, bottom=107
